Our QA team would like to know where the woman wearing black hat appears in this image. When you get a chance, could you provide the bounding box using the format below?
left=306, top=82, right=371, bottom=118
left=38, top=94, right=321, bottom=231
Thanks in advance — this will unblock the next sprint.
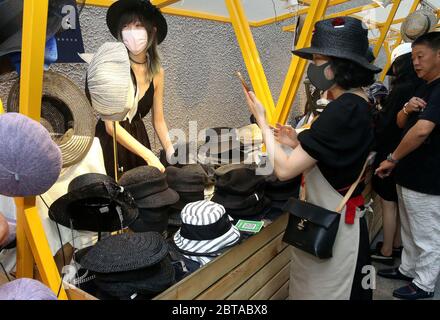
left=243, top=17, right=380, bottom=300
left=93, top=0, right=173, bottom=177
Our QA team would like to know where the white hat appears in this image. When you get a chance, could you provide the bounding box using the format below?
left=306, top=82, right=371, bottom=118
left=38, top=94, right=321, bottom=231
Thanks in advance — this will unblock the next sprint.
left=173, top=200, right=241, bottom=266
left=401, top=9, right=438, bottom=43
left=386, top=43, right=413, bottom=76
left=86, top=42, right=137, bottom=122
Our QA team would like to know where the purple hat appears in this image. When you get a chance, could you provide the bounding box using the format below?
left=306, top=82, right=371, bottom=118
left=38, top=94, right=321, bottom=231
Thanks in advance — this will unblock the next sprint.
left=0, top=278, right=57, bottom=300
left=0, top=113, right=62, bottom=197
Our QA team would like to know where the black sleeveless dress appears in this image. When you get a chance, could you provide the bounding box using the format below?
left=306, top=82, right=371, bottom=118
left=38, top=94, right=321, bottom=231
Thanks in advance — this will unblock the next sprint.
left=95, top=80, right=154, bottom=179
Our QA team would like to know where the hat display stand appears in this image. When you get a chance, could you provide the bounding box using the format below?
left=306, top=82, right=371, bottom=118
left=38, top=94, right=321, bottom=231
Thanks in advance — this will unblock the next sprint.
left=14, top=0, right=401, bottom=301
left=112, top=121, right=119, bottom=182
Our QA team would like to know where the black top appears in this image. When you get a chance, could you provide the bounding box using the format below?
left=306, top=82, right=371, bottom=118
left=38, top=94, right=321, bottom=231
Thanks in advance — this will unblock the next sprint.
left=395, top=77, right=440, bottom=195
left=89, top=79, right=155, bottom=179
left=374, top=82, right=422, bottom=155
left=298, top=93, right=374, bottom=196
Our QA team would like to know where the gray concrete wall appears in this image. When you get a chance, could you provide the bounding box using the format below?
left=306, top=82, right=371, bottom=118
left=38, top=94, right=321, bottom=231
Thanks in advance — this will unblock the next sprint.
left=0, top=0, right=386, bottom=153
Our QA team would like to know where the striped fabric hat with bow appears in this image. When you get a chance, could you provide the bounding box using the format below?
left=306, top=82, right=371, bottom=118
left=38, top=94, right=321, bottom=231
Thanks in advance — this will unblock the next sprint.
left=173, top=200, right=241, bottom=266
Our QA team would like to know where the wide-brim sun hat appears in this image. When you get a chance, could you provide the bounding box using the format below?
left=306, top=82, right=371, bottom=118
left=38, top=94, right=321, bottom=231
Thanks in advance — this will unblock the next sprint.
left=48, top=173, right=138, bottom=232
left=401, top=9, right=438, bottom=43
left=106, top=0, right=168, bottom=44
left=86, top=42, right=136, bottom=121
left=7, top=71, right=95, bottom=168
left=292, top=16, right=381, bottom=73
left=0, top=113, right=62, bottom=197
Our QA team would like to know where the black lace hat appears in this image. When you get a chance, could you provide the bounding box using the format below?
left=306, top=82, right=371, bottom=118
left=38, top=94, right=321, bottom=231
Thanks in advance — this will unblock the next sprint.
left=49, top=173, right=138, bottom=232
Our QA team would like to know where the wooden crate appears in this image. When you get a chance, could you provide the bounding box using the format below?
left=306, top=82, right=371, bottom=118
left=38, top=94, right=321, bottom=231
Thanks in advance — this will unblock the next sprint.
left=154, top=214, right=289, bottom=300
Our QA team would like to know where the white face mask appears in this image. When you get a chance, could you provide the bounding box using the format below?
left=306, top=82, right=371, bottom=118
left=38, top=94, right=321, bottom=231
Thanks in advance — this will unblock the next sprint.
left=122, top=29, right=148, bottom=55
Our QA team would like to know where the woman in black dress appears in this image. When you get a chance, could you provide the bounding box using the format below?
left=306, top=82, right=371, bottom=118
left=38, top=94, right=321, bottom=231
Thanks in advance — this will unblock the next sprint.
left=95, top=0, right=173, bottom=178
left=243, top=17, right=380, bottom=300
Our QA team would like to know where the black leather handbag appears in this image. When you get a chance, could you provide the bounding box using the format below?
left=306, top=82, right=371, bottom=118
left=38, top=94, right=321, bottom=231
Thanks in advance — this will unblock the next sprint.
left=282, top=158, right=369, bottom=259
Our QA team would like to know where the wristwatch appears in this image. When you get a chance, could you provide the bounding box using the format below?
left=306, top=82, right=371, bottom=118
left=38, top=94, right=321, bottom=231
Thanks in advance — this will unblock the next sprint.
left=386, top=153, right=399, bottom=164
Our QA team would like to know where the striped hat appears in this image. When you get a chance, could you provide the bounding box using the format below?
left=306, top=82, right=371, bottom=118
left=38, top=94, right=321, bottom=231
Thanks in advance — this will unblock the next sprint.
left=86, top=42, right=136, bottom=121
left=173, top=200, right=241, bottom=266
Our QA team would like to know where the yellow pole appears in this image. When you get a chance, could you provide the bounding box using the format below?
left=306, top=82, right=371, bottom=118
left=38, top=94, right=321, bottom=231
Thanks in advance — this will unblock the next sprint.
left=17, top=0, right=67, bottom=299
left=225, top=0, right=275, bottom=121
left=379, top=0, right=421, bottom=81
left=373, top=0, right=402, bottom=58
left=81, top=0, right=181, bottom=8
left=0, top=99, right=4, bottom=114
left=379, top=41, right=392, bottom=82
left=273, top=0, right=330, bottom=125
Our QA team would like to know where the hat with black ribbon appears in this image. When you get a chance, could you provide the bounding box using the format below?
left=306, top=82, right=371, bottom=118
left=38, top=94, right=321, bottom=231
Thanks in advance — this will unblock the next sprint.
left=49, top=173, right=138, bottom=232
left=173, top=200, right=241, bottom=266
left=401, top=9, right=438, bottom=43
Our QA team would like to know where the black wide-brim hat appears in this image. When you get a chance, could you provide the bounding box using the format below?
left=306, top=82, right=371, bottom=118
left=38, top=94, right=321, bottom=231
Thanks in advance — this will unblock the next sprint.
left=292, top=16, right=381, bottom=73
left=106, top=0, right=168, bottom=44
left=49, top=173, right=138, bottom=232
left=0, top=0, right=65, bottom=57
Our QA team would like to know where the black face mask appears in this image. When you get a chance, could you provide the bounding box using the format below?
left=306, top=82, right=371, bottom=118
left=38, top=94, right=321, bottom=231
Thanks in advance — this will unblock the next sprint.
left=307, top=62, right=336, bottom=92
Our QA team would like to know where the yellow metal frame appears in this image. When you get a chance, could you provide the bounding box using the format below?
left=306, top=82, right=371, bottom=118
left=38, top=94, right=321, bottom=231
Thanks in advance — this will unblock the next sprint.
left=225, top=0, right=275, bottom=121
left=16, top=0, right=422, bottom=300
left=273, top=0, right=330, bottom=125
left=379, top=0, right=422, bottom=81
left=373, top=0, right=402, bottom=58
left=16, top=0, right=67, bottom=299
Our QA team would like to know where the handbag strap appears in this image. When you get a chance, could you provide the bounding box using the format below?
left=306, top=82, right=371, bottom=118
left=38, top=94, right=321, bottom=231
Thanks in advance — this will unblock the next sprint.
left=335, top=154, right=371, bottom=213
left=300, top=153, right=372, bottom=213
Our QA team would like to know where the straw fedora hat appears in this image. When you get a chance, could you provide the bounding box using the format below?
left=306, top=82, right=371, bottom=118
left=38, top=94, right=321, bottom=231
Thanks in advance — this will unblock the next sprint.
left=292, top=16, right=381, bottom=72
left=7, top=71, right=95, bottom=168
left=401, top=9, right=438, bottom=43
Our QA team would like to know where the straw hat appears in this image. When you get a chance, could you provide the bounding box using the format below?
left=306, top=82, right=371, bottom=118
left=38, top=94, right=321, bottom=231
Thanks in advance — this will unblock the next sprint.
left=401, top=9, right=438, bottom=43
left=292, top=16, right=381, bottom=72
left=7, top=71, right=95, bottom=168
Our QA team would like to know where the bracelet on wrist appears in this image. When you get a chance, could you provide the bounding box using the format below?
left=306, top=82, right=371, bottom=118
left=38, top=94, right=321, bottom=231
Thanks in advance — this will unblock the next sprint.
left=403, top=103, right=409, bottom=115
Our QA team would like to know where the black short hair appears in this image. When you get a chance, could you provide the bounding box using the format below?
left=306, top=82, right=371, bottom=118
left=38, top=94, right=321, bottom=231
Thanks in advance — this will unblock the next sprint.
left=329, top=57, right=376, bottom=90
left=412, top=32, right=440, bottom=51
